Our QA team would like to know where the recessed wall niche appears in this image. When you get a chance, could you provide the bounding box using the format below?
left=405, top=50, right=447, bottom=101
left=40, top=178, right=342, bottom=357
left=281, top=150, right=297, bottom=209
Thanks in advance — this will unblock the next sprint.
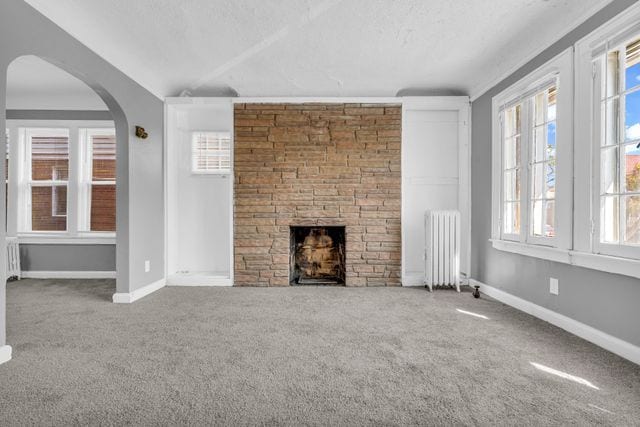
left=165, top=99, right=234, bottom=286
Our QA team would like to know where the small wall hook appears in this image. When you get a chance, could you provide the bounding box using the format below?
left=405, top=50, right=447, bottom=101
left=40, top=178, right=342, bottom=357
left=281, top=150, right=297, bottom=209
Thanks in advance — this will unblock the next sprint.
left=135, top=126, right=148, bottom=139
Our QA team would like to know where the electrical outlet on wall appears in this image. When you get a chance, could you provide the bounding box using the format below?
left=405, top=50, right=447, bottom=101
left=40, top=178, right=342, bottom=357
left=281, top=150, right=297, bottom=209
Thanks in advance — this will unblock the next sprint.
left=145, top=260, right=151, bottom=273
left=549, top=277, right=559, bottom=295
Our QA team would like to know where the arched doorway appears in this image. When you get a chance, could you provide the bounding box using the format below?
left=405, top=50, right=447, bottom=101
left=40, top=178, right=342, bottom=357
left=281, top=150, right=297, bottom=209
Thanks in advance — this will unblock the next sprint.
left=0, top=0, right=168, bottom=364
left=4, top=55, right=122, bottom=295
left=0, top=52, right=134, bottom=363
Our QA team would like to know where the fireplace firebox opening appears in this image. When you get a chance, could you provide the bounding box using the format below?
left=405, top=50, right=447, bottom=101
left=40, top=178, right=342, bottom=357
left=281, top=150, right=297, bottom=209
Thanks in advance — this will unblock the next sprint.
left=289, top=226, right=346, bottom=286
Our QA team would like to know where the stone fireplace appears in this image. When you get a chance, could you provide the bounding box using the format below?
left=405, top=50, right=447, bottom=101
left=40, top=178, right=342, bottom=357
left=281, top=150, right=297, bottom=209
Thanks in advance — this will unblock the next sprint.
left=289, top=226, right=346, bottom=285
left=234, top=103, right=401, bottom=286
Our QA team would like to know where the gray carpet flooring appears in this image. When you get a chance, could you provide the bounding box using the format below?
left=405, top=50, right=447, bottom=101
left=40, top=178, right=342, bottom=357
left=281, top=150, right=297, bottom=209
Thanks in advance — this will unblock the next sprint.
left=0, top=279, right=639, bottom=426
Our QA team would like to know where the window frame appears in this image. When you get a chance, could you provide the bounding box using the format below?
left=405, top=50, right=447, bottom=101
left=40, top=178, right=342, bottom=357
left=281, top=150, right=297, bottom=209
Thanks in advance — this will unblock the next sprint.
left=21, top=127, right=70, bottom=233
left=190, top=131, right=232, bottom=175
left=490, top=4, right=640, bottom=280
left=491, top=48, right=573, bottom=253
left=528, top=86, right=558, bottom=245
left=78, top=127, right=117, bottom=234
left=6, top=120, right=116, bottom=244
left=591, top=37, right=640, bottom=260
left=499, top=102, right=524, bottom=243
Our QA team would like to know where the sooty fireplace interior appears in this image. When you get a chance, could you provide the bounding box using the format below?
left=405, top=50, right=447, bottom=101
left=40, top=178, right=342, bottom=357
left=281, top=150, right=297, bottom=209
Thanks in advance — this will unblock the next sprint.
left=289, top=226, right=346, bottom=285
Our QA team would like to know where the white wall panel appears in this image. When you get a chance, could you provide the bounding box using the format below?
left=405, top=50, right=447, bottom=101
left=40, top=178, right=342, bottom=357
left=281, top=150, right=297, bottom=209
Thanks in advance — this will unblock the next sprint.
left=402, top=99, right=470, bottom=285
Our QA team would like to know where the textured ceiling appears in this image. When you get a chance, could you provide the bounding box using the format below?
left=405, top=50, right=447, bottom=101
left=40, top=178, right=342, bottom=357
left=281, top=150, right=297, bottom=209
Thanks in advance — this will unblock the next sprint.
left=20, top=0, right=609, bottom=99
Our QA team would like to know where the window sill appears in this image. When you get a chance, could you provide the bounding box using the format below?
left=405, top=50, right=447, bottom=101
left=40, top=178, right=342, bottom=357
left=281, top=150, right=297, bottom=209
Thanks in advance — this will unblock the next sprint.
left=490, top=239, right=571, bottom=263
left=490, top=239, right=640, bottom=280
left=190, top=172, right=231, bottom=177
left=16, top=233, right=116, bottom=245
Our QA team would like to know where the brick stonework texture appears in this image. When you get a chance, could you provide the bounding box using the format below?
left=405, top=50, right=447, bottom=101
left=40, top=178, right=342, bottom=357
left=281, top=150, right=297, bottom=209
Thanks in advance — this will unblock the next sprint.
left=234, top=103, right=401, bottom=286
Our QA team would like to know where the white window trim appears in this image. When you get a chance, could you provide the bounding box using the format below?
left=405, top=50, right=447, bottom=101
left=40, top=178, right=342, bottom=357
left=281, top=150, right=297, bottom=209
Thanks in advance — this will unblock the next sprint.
left=575, top=3, right=640, bottom=270
left=491, top=48, right=573, bottom=252
left=17, top=233, right=116, bottom=245
left=490, top=239, right=571, bottom=263
left=490, top=239, right=640, bottom=280
left=490, top=3, right=640, bottom=280
left=78, top=128, right=117, bottom=233
left=589, top=37, right=640, bottom=260
left=7, top=120, right=116, bottom=244
left=21, top=127, right=70, bottom=233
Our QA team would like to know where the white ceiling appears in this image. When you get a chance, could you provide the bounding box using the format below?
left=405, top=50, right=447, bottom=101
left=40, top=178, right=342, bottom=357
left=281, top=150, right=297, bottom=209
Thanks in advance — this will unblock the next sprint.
left=20, top=0, right=610, bottom=100
left=6, top=56, right=107, bottom=110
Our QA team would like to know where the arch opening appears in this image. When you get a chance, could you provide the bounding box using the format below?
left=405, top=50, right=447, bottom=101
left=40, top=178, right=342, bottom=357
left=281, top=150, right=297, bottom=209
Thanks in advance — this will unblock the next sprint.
left=3, top=54, right=128, bottom=298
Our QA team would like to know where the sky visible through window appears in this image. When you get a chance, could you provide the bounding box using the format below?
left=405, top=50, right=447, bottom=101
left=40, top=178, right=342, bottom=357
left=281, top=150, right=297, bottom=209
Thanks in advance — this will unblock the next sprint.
left=626, top=61, right=640, bottom=153
left=547, top=117, right=556, bottom=188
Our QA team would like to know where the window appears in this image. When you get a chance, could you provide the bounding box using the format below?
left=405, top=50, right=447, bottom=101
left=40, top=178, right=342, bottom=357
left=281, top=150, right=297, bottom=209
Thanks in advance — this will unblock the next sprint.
left=24, top=128, right=69, bottom=232
left=596, top=36, right=640, bottom=254
left=496, top=81, right=561, bottom=245
left=79, top=129, right=116, bottom=232
left=191, top=131, right=231, bottom=174
left=530, top=86, right=557, bottom=239
left=501, top=104, right=522, bottom=237
left=489, top=7, right=640, bottom=278
left=10, top=122, right=116, bottom=242
left=491, top=48, right=572, bottom=255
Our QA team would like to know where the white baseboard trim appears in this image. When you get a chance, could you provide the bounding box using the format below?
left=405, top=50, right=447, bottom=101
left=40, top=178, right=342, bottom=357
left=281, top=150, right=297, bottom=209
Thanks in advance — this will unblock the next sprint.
left=401, top=274, right=424, bottom=287
left=167, top=274, right=232, bottom=287
left=470, top=279, right=640, bottom=366
left=112, top=278, right=166, bottom=304
left=0, top=345, right=12, bottom=365
left=22, top=270, right=116, bottom=279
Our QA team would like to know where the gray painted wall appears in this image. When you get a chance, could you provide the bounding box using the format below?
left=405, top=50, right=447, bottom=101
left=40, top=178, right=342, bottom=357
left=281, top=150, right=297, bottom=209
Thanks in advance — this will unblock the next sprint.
left=0, top=0, right=165, bottom=347
left=20, top=245, right=115, bottom=272
left=471, top=0, right=640, bottom=347
left=6, top=109, right=112, bottom=121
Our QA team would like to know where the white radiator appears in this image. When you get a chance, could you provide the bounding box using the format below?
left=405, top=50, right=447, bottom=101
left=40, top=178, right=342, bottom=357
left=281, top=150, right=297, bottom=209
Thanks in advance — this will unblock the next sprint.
left=6, top=237, right=21, bottom=280
left=424, top=210, right=460, bottom=292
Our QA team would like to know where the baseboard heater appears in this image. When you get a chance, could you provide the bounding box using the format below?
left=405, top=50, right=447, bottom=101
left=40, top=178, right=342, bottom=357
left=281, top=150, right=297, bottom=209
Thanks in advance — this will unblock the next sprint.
left=424, top=210, right=460, bottom=292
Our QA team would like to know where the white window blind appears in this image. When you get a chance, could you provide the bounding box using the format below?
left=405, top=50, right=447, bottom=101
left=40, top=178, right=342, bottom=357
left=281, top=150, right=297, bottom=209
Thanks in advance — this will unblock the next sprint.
left=191, top=131, right=231, bottom=174
left=31, top=135, right=69, bottom=161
